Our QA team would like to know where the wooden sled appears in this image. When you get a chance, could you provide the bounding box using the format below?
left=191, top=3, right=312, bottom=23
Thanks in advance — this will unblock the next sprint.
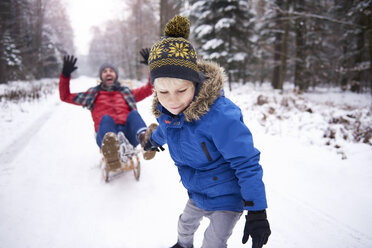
left=100, top=151, right=141, bottom=183
left=99, top=132, right=141, bottom=183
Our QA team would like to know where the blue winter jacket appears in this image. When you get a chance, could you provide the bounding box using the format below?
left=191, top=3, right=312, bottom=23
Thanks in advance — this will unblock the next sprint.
left=150, top=61, right=268, bottom=212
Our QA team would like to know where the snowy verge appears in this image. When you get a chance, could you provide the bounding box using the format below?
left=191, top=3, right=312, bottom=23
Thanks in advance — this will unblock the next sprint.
left=0, top=79, right=60, bottom=153
left=226, top=82, right=372, bottom=159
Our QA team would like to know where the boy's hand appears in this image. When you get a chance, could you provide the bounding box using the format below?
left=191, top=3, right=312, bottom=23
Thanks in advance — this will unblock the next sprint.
left=242, top=210, right=271, bottom=248
left=62, top=55, right=78, bottom=77
left=139, top=48, right=150, bottom=65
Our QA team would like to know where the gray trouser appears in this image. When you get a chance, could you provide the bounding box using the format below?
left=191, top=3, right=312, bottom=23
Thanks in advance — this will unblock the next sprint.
left=177, top=199, right=242, bottom=248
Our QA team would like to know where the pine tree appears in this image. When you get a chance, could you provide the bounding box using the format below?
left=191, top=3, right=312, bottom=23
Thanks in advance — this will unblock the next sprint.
left=332, top=0, right=372, bottom=92
left=254, top=0, right=279, bottom=85
left=256, top=0, right=288, bottom=90
left=187, top=0, right=256, bottom=89
left=0, top=0, right=74, bottom=82
left=0, top=0, right=28, bottom=83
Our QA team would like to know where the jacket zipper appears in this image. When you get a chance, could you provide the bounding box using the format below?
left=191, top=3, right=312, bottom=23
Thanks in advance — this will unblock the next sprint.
left=201, top=142, right=213, bottom=161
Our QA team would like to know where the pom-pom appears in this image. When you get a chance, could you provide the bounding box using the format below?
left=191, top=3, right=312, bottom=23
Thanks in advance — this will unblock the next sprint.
left=164, top=15, right=190, bottom=39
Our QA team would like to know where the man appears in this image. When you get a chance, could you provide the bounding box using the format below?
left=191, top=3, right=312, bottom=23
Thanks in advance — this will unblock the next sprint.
left=59, top=49, right=156, bottom=171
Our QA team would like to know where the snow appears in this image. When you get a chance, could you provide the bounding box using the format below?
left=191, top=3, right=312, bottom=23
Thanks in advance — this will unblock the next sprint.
left=215, top=18, right=236, bottom=30
left=1, top=77, right=372, bottom=248
left=231, top=52, right=246, bottom=62
left=194, top=24, right=213, bottom=39
left=202, top=38, right=224, bottom=51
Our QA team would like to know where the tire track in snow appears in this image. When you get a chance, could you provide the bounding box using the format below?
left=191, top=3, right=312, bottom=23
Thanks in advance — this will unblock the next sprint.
left=0, top=105, right=57, bottom=166
left=270, top=188, right=372, bottom=248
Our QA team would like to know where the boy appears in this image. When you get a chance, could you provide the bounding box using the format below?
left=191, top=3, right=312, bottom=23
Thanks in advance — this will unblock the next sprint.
left=144, top=16, right=271, bottom=248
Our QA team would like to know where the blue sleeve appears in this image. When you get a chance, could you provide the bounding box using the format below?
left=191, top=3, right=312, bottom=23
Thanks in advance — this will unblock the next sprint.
left=210, top=98, right=268, bottom=210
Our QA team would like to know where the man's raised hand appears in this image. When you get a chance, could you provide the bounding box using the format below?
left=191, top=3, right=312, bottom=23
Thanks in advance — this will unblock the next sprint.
left=62, top=55, right=78, bottom=77
left=139, top=48, right=150, bottom=65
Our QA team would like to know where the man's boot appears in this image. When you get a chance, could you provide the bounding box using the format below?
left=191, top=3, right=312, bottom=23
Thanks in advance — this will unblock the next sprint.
left=101, top=132, right=121, bottom=170
left=138, top=123, right=158, bottom=160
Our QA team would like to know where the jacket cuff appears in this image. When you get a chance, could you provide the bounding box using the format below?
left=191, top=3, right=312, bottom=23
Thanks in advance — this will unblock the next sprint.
left=246, top=210, right=267, bottom=221
left=60, top=73, right=70, bottom=79
left=243, top=200, right=254, bottom=207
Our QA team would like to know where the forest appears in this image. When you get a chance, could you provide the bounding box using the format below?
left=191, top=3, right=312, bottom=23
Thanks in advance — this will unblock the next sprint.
left=1, top=0, right=371, bottom=93
left=1, top=2, right=372, bottom=246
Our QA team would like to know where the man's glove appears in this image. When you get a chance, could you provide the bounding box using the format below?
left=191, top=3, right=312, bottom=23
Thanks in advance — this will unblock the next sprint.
left=62, top=55, right=78, bottom=77
left=242, top=210, right=271, bottom=248
left=143, top=139, right=158, bottom=151
left=143, top=138, right=164, bottom=152
left=139, top=48, right=150, bottom=65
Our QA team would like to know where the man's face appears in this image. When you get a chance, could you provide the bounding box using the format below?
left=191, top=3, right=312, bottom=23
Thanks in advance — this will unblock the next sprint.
left=101, top=68, right=117, bottom=85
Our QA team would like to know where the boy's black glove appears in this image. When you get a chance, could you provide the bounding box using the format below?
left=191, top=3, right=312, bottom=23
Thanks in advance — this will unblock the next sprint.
left=62, top=55, right=78, bottom=77
left=242, top=210, right=271, bottom=248
left=139, top=48, right=150, bottom=65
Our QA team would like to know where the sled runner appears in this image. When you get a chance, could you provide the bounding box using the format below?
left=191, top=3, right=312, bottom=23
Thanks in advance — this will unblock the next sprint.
left=100, top=132, right=141, bottom=183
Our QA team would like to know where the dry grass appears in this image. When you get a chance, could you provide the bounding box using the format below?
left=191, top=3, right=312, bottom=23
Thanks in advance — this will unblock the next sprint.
left=0, top=80, right=57, bottom=103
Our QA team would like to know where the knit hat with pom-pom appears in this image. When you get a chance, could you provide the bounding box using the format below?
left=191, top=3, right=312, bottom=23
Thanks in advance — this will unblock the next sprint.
left=149, top=15, right=202, bottom=85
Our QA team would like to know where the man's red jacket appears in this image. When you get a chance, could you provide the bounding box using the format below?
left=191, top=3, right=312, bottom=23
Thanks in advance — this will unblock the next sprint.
left=59, top=74, right=153, bottom=132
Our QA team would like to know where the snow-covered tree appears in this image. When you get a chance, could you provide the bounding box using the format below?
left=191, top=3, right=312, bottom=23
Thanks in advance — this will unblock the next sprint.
left=0, top=0, right=29, bottom=83
left=187, top=0, right=256, bottom=89
left=256, top=0, right=371, bottom=92
left=41, top=0, right=75, bottom=77
left=87, top=0, right=158, bottom=80
left=126, top=0, right=159, bottom=79
left=255, top=0, right=289, bottom=89
left=0, top=0, right=74, bottom=82
left=292, top=0, right=332, bottom=91
left=331, top=0, right=372, bottom=92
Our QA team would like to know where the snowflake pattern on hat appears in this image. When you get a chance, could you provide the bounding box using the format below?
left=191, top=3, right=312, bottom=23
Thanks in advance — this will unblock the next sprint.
left=149, top=16, right=201, bottom=85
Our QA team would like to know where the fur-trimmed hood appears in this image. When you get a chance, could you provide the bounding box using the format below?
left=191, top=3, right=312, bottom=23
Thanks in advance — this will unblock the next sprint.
left=152, top=60, right=226, bottom=122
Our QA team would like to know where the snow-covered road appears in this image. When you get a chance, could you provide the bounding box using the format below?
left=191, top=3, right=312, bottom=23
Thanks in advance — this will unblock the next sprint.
left=0, top=77, right=371, bottom=248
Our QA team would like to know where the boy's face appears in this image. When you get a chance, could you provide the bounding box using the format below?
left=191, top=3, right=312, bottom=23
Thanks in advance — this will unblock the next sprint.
left=154, top=77, right=195, bottom=115
left=101, top=68, right=117, bottom=85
